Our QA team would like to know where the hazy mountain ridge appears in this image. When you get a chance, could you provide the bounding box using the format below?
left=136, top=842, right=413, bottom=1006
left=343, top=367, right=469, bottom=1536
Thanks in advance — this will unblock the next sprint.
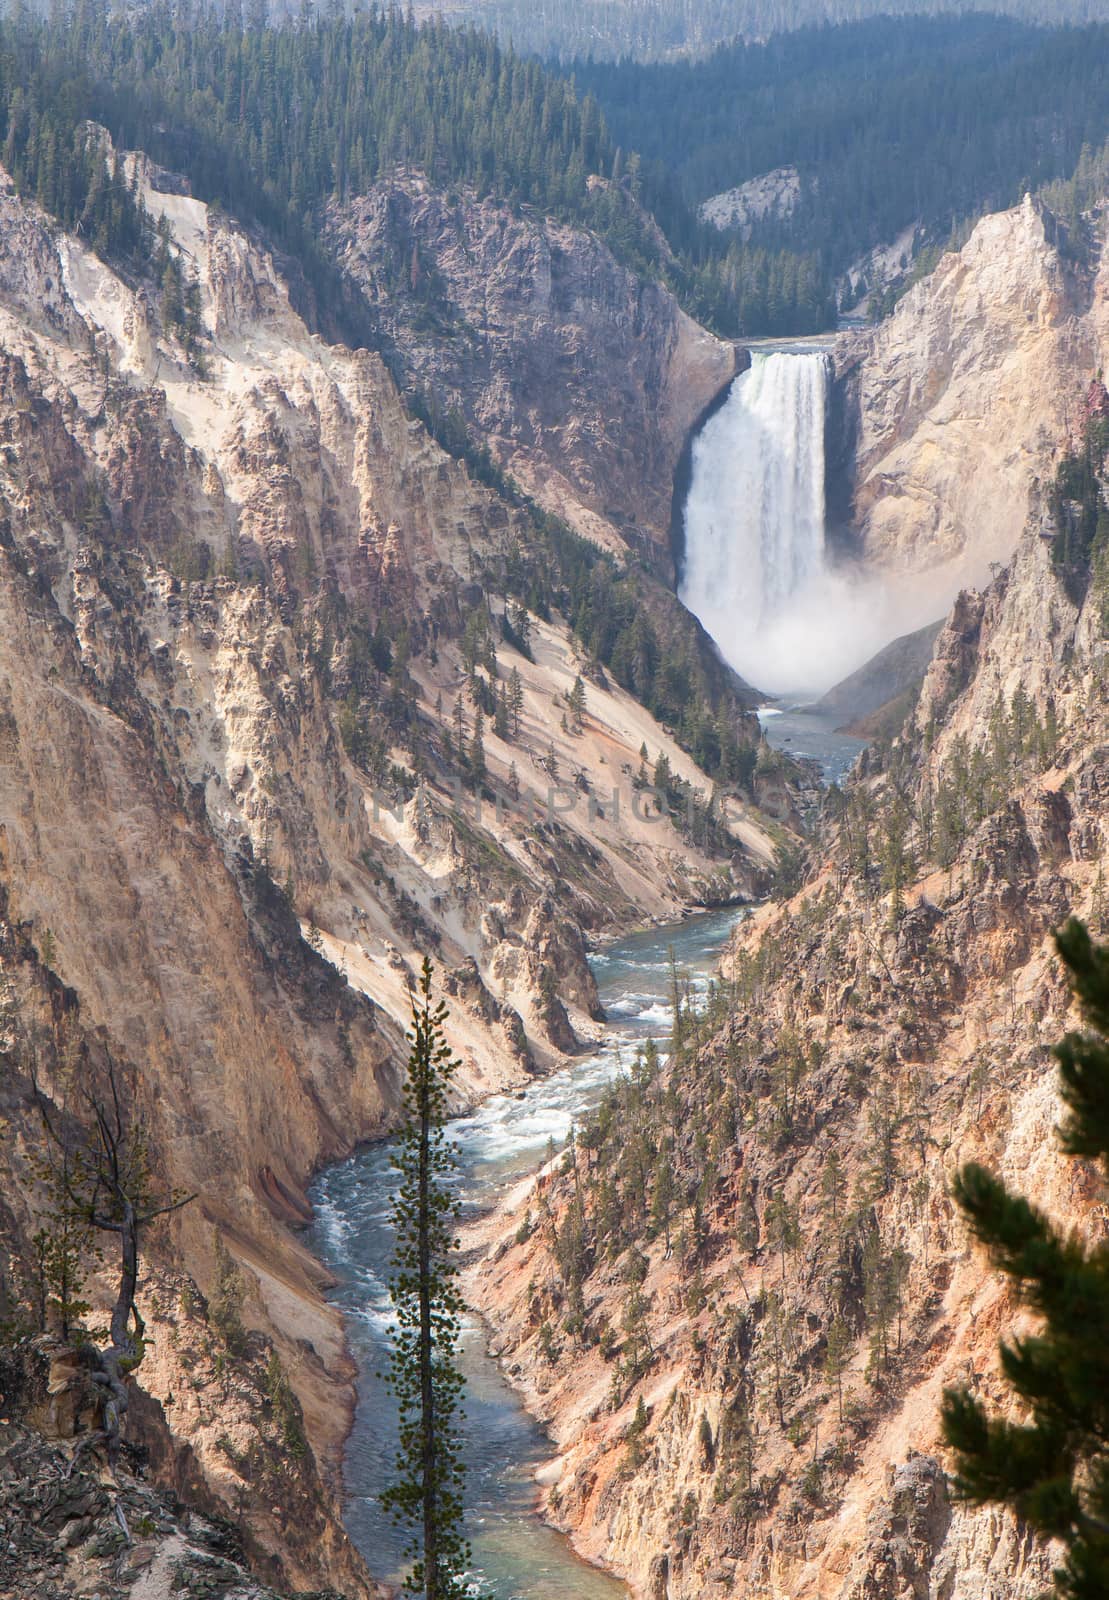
left=416, top=0, right=1109, bottom=63
left=576, top=16, right=1109, bottom=297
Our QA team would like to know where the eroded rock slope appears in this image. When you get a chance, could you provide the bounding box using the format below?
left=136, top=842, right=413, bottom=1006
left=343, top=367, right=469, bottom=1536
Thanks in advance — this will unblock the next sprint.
left=0, top=151, right=775, bottom=1594
left=836, top=193, right=1108, bottom=633
left=470, top=476, right=1109, bottom=1598
left=330, top=173, right=740, bottom=567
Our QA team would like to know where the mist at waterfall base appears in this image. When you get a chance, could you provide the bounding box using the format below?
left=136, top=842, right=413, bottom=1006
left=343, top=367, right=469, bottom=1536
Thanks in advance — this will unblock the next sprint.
left=679, top=350, right=913, bottom=700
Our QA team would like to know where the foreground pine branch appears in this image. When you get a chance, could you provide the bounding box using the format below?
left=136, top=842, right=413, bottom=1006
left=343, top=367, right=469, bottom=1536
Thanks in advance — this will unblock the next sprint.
left=942, top=917, right=1109, bottom=1599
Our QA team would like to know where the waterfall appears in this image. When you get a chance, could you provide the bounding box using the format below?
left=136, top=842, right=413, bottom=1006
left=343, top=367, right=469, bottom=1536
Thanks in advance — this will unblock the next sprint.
left=680, top=350, right=851, bottom=696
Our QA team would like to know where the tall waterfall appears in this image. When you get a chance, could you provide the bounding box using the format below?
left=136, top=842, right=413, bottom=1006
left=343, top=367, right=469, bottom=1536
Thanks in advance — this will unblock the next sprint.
left=680, top=350, right=851, bottom=696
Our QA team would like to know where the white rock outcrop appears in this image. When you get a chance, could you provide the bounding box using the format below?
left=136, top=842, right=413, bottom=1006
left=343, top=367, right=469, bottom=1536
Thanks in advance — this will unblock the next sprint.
left=838, top=193, right=1108, bottom=632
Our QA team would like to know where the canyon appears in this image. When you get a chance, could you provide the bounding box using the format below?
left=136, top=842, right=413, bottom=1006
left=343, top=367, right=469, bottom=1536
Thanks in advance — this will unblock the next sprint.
left=0, top=90, right=1106, bottom=1600
left=465, top=192, right=1109, bottom=1598
left=471, top=513, right=1102, bottom=1598
left=0, top=145, right=773, bottom=1597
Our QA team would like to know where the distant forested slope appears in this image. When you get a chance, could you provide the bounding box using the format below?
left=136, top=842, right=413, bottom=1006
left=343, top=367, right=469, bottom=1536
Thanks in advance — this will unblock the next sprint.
left=417, top=0, right=1109, bottom=63
left=2, top=6, right=1105, bottom=342
left=578, top=16, right=1109, bottom=279
left=0, top=3, right=833, bottom=336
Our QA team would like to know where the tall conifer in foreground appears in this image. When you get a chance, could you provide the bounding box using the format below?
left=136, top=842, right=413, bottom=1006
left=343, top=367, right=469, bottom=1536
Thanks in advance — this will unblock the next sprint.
left=383, top=957, right=474, bottom=1600
left=941, top=918, right=1109, bottom=1599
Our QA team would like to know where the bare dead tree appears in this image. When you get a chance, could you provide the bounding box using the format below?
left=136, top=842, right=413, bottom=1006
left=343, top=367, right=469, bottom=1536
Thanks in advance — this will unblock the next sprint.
left=32, top=1045, right=194, bottom=1461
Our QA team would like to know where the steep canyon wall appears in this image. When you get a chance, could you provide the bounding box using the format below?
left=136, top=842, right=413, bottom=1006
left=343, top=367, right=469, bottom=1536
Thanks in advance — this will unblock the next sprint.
left=0, top=153, right=771, bottom=1595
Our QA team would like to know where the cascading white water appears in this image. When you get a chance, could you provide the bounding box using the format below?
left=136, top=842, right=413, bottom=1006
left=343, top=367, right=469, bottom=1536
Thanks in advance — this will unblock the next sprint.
left=680, top=349, right=872, bottom=697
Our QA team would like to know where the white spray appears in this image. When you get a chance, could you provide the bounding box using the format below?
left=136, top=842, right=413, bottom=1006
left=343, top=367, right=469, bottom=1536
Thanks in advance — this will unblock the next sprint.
left=679, top=350, right=900, bottom=697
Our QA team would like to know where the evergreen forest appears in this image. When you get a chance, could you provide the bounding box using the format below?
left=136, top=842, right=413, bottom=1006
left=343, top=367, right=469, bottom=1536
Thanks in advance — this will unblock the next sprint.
left=424, top=0, right=1107, bottom=63
left=3, top=6, right=1106, bottom=340
left=0, top=0, right=832, bottom=335
left=577, top=15, right=1109, bottom=290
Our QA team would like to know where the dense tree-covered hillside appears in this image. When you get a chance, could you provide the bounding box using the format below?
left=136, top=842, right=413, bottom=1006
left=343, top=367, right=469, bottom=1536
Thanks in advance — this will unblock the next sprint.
left=578, top=16, right=1109, bottom=279
left=2, top=8, right=1104, bottom=341
left=0, top=2, right=830, bottom=336
left=420, top=0, right=1109, bottom=63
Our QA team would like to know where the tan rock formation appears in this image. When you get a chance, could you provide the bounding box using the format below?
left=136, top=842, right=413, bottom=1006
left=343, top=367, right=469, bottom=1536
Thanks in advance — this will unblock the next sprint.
left=836, top=193, right=1108, bottom=637
left=0, top=148, right=774, bottom=1594
left=329, top=175, right=740, bottom=567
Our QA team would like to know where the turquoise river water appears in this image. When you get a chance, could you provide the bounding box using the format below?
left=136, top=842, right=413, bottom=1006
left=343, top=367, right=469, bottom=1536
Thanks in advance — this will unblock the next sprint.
left=308, top=711, right=860, bottom=1598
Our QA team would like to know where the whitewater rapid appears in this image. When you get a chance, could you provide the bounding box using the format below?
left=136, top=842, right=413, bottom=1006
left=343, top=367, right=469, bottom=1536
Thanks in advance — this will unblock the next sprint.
left=308, top=909, right=746, bottom=1600
left=307, top=715, right=863, bottom=1599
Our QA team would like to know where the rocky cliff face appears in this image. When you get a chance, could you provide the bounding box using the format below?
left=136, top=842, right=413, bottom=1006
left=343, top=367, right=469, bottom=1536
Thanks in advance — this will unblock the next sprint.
left=13, top=119, right=1101, bottom=1600
left=835, top=193, right=1108, bottom=638
left=0, top=152, right=775, bottom=1595
left=469, top=487, right=1109, bottom=1598
left=329, top=174, right=739, bottom=570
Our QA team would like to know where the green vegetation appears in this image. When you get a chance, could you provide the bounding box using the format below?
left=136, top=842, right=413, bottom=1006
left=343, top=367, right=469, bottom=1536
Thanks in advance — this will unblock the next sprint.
left=477, top=519, right=757, bottom=783
left=942, top=919, right=1109, bottom=1599
left=1049, top=404, right=1109, bottom=606
left=833, top=681, right=1060, bottom=905
left=1041, top=139, right=1109, bottom=243
left=264, top=1350, right=308, bottom=1460
left=445, top=0, right=1101, bottom=64
left=0, top=3, right=827, bottom=335
left=0, top=74, right=147, bottom=263
left=383, top=958, right=476, bottom=1600
left=2, top=9, right=1107, bottom=353
left=0, top=5, right=684, bottom=332
left=526, top=925, right=925, bottom=1524
left=578, top=16, right=1109, bottom=295
left=209, top=1234, right=249, bottom=1357
left=29, top=1153, right=96, bottom=1343
left=16, top=11, right=1104, bottom=343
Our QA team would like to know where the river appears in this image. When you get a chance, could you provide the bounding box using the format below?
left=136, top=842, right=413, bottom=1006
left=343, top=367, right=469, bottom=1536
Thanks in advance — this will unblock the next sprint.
left=758, top=704, right=863, bottom=787
left=309, top=713, right=860, bottom=1599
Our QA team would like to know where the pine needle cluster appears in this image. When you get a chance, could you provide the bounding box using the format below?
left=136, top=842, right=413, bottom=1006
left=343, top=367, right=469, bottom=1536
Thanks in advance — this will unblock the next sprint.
left=942, top=918, right=1109, bottom=1598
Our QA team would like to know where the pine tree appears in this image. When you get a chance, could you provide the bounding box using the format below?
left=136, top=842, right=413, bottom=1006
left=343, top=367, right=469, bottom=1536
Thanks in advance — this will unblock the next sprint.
left=820, top=1149, right=846, bottom=1228
left=764, top=1192, right=800, bottom=1284
left=624, top=1392, right=649, bottom=1468
left=941, top=919, right=1109, bottom=1599
left=452, top=694, right=467, bottom=766
left=382, top=958, right=475, bottom=1600
left=29, top=1174, right=93, bottom=1343
left=469, top=710, right=486, bottom=793
left=649, top=1148, right=675, bottom=1254
left=508, top=666, right=524, bottom=738
left=567, top=673, right=586, bottom=731
left=824, top=1315, right=850, bottom=1425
